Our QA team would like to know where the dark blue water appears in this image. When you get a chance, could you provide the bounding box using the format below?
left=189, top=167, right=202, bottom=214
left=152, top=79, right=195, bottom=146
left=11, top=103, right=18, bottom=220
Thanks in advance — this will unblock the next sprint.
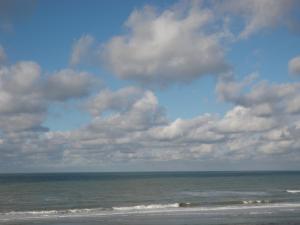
left=0, top=171, right=300, bottom=225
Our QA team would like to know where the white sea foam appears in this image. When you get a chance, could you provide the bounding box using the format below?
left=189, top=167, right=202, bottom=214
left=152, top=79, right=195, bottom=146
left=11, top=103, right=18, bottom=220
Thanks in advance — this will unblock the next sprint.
left=286, top=190, right=300, bottom=194
left=242, top=200, right=270, bottom=204
left=3, top=207, right=105, bottom=217
left=1, top=202, right=300, bottom=221
left=113, top=203, right=179, bottom=211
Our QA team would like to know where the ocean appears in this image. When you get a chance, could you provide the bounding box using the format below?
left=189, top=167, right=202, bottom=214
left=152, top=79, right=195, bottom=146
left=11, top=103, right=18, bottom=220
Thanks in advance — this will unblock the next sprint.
left=0, top=171, right=300, bottom=225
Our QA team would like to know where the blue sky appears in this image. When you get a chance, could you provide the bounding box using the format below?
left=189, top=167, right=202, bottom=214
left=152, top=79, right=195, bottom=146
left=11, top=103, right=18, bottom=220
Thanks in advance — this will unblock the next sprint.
left=0, top=0, right=300, bottom=172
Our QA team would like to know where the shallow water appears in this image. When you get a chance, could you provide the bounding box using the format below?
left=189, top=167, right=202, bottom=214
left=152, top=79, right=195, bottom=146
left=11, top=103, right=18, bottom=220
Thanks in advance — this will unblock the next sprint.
left=0, top=171, right=300, bottom=225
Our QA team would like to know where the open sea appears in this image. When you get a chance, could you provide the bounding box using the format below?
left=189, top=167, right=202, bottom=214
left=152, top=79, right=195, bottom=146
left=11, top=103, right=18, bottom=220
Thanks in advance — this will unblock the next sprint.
left=0, top=171, right=300, bottom=225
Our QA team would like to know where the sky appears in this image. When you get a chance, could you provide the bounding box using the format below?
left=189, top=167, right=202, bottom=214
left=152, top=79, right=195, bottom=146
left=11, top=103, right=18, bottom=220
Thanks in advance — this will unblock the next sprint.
left=0, top=0, right=300, bottom=172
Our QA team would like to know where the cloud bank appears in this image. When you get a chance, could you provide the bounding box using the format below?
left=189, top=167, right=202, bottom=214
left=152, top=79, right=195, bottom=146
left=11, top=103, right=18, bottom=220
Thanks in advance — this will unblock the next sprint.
left=2, top=74, right=300, bottom=171
left=1, top=0, right=300, bottom=171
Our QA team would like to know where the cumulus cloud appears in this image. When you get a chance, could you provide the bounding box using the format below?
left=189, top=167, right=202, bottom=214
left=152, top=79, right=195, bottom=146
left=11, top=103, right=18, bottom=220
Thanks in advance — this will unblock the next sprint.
left=213, top=74, right=300, bottom=158
left=2, top=79, right=300, bottom=170
left=86, top=87, right=143, bottom=116
left=0, top=58, right=99, bottom=171
left=70, top=1, right=299, bottom=87
left=215, top=72, right=258, bottom=102
left=148, top=115, right=224, bottom=143
left=16, top=76, right=298, bottom=170
left=216, top=74, right=300, bottom=116
left=2, top=0, right=300, bottom=171
left=101, top=3, right=229, bottom=85
left=87, top=87, right=167, bottom=132
left=217, top=106, right=275, bottom=133
left=289, top=55, right=300, bottom=75
left=44, top=69, right=97, bottom=101
left=217, top=0, right=295, bottom=38
left=0, top=61, right=45, bottom=132
left=70, top=34, right=95, bottom=66
left=0, top=66, right=299, bottom=170
left=0, top=61, right=96, bottom=133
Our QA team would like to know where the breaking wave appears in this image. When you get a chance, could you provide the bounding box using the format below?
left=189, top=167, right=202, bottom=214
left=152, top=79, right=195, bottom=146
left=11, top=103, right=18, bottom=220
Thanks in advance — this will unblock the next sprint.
left=286, top=190, right=300, bottom=194
left=113, top=203, right=179, bottom=210
left=1, top=202, right=300, bottom=221
left=242, top=200, right=270, bottom=204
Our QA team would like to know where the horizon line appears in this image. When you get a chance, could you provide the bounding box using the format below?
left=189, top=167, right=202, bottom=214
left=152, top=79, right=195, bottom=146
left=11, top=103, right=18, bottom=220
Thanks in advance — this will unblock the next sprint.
left=1, top=169, right=300, bottom=175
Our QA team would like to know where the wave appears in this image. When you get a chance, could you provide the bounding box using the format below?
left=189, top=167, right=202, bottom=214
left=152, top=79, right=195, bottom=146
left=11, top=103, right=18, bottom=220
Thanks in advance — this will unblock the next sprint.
left=112, top=200, right=271, bottom=210
left=242, top=200, right=270, bottom=204
left=4, top=207, right=106, bottom=216
left=113, top=203, right=179, bottom=211
left=286, top=190, right=300, bottom=194
left=1, top=202, right=300, bottom=221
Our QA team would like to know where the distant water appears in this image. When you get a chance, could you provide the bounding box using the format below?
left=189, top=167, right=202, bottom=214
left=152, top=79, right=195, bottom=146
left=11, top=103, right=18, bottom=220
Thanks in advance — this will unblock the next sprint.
left=1, top=171, right=300, bottom=225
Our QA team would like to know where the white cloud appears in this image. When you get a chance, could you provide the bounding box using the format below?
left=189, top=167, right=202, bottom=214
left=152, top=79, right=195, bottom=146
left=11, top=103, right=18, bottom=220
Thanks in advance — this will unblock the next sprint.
left=261, top=127, right=291, bottom=142
left=218, top=0, right=294, bottom=38
left=2, top=80, right=300, bottom=170
left=215, top=72, right=257, bottom=102
left=32, top=78, right=300, bottom=170
left=87, top=87, right=143, bottom=116
left=101, top=3, right=229, bottom=85
left=0, top=59, right=99, bottom=171
left=0, top=61, right=97, bottom=133
left=87, top=87, right=167, bottom=132
left=1, top=61, right=41, bottom=94
left=2, top=0, right=300, bottom=171
left=148, top=115, right=224, bottom=143
left=289, top=55, right=300, bottom=75
left=70, top=0, right=298, bottom=87
left=286, top=94, right=300, bottom=114
left=70, top=34, right=95, bottom=66
left=217, top=106, right=275, bottom=133
left=0, top=61, right=44, bottom=118
left=44, top=69, right=97, bottom=101
left=216, top=75, right=300, bottom=116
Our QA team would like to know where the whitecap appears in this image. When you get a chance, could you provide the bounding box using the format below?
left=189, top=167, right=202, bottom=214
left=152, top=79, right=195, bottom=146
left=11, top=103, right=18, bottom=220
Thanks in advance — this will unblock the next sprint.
left=286, top=190, right=300, bottom=194
left=113, top=203, right=179, bottom=211
left=242, top=200, right=270, bottom=204
left=1, top=202, right=300, bottom=222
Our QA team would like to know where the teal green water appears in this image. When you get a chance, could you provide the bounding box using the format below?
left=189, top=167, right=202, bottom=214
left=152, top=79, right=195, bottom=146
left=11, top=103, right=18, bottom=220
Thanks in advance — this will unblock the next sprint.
left=0, top=171, right=300, bottom=224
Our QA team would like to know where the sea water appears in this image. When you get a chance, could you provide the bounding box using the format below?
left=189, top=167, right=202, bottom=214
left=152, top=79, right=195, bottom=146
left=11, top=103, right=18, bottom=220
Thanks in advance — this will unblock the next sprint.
left=0, top=171, right=300, bottom=225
